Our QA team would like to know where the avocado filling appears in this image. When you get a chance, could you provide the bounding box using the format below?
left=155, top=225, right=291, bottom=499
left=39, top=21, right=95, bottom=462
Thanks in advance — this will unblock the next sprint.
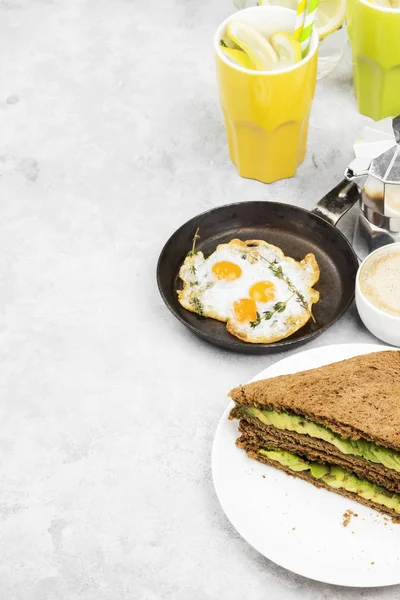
left=259, top=448, right=400, bottom=514
left=240, top=406, right=400, bottom=473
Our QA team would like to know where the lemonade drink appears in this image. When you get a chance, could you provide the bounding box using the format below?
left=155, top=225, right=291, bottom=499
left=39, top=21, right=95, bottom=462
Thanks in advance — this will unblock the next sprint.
left=214, top=6, right=318, bottom=183
left=347, top=0, right=400, bottom=120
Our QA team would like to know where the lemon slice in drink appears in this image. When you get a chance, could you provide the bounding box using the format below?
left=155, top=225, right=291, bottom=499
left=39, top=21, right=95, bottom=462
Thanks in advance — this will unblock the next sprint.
left=226, top=20, right=279, bottom=70
left=221, top=47, right=256, bottom=69
left=270, top=32, right=301, bottom=65
left=315, top=0, right=346, bottom=39
left=371, top=0, right=394, bottom=6
left=260, top=0, right=346, bottom=40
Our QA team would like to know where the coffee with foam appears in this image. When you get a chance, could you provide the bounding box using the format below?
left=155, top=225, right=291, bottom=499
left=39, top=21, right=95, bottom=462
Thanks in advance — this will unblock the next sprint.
left=360, top=248, right=400, bottom=316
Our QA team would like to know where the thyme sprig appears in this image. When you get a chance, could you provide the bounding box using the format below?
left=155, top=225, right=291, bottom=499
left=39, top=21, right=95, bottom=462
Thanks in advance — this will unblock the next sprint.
left=188, top=227, right=200, bottom=257
left=250, top=295, right=294, bottom=329
left=187, top=227, right=200, bottom=284
left=249, top=250, right=316, bottom=324
left=190, top=296, right=204, bottom=316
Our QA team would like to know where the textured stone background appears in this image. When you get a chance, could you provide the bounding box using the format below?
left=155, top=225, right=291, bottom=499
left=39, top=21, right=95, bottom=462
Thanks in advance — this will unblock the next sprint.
left=0, top=0, right=397, bottom=598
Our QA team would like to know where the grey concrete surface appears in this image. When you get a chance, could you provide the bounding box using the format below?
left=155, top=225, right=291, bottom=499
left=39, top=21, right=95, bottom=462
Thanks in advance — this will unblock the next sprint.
left=0, top=0, right=397, bottom=598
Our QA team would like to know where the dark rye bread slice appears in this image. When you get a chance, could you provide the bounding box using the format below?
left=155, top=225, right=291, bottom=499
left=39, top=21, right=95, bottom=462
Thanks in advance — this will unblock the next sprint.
left=245, top=448, right=400, bottom=522
left=232, top=409, right=400, bottom=486
left=238, top=420, right=400, bottom=494
left=228, top=351, right=400, bottom=451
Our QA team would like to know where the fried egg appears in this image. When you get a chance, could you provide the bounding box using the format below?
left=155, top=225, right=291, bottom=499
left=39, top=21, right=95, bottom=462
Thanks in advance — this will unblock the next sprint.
left=178, top=239, right=320, bottom=344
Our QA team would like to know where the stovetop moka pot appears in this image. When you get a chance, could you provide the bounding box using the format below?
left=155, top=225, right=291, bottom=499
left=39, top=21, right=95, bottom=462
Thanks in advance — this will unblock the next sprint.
left=345, top=116, right=400, bottom=259
left=346, top=116, right=400, bottom=229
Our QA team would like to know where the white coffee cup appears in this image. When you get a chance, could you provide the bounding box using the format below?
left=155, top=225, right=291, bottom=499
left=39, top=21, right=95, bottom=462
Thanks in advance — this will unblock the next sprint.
left=356, top=243, right=400, bottom=347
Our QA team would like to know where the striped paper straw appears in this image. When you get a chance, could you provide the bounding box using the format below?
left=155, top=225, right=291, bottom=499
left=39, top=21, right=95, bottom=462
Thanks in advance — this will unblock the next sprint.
left=294, top=0, right=307, bottom=40
left=299, top=0, right=319, bottom=57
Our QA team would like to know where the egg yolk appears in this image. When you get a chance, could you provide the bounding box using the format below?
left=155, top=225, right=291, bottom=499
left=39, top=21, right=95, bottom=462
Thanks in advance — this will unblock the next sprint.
left=249, top=281, right=276, bottom=303
left=233, top=298, right=258, bottom=323
left=212, top=261, right=242, bottom=281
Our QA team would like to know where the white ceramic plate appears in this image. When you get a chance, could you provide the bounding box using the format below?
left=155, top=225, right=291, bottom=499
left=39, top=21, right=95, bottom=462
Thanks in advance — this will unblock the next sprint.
left=212, top=343, right=400, bottom=587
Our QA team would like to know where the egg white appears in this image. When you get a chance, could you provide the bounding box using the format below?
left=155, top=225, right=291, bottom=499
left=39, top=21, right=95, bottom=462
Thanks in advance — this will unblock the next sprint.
left=178, top=239, right=320, bottom=344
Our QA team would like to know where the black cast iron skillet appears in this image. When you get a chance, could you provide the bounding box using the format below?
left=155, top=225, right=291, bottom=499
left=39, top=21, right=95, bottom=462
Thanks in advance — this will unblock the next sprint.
left=157, top=180, right=360, bottom=354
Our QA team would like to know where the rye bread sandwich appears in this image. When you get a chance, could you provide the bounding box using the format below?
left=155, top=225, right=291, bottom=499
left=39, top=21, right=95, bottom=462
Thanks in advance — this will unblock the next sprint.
left=229, top=350, right=400, bottom=521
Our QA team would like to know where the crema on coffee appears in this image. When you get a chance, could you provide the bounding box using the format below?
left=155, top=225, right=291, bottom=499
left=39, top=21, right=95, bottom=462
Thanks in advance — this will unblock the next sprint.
left=360, top=249, right=400, bottom=316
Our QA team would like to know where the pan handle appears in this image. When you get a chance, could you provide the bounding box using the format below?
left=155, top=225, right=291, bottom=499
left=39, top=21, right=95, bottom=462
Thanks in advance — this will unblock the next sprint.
left=311, top=179, right=360, bottom=227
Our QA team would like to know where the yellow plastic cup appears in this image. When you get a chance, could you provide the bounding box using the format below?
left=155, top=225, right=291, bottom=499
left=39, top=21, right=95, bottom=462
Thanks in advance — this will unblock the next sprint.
left=214, top=6, right=318, bottom=184
left=347, top=0, right=400, bottom=121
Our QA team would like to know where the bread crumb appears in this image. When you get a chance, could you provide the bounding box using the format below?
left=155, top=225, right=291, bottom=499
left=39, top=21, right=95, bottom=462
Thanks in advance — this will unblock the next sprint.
left=342, top=510, right=358, bottom=527
left=371, top=562, right=375, bottom=565
left=292, top=527, right=296, bottom=531
left=383, top=516, right=397, bottom=525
